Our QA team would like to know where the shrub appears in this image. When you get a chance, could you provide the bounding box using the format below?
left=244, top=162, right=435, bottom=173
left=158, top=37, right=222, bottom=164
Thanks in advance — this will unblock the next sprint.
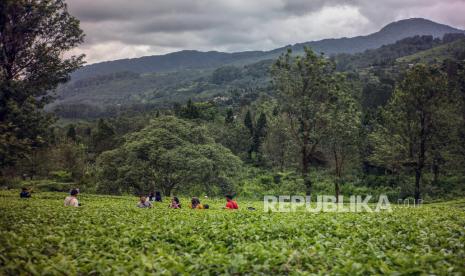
left=49, top=171, right=73, bottom=183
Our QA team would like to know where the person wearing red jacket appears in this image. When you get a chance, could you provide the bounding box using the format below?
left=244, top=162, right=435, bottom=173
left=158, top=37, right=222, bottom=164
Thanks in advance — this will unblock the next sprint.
left=225, top=194, right=238, bottom=209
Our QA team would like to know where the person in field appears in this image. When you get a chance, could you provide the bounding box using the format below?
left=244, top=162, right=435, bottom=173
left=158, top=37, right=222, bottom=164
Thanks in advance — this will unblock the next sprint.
left=169, top=197, right=181, bottom=209
left=189, top=197, right=204, bottom=209
left=137, top=196, right=152, bottom=208
left=64, top=188, right=80, bottom=207
left=225, top=194, right=238, bottom=209
left=155, top=191, right=162, bottom=202
left=20, top=187, right=31, bottom=198
left=148, top=191, right=162, bottom=202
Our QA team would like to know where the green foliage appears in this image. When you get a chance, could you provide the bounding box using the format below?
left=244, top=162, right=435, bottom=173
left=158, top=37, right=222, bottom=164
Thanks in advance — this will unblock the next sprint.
left=92, top=119, right=116, bottom=154
left=272, top=47, right=351, bottom=194
left=96, top=116, right=242, bottom=195
left=1, top=191, right=465, bottom=274
left=33, top=182, right=76, bottom=192
left=49, top=171, right=73, bottom=183
left=211, top=120, right=250, bottom=160
left=0, top=0, right=84, bottom=169
left=225, top=108, right=234, bottom=124
left=325, top=74, right=362, bottom=199
left=253, top=112, right=267, bottom=151
left=243, top=110, right=253, bottom=135
left=334, top=35, right=441, bottom=70
left=211, top=66, right=242, bottom=84
left=369, top=64, right=461, bottom=202
left=177, top=100, right=219, bottom=121
left=397, top=38, right=465, bottom=64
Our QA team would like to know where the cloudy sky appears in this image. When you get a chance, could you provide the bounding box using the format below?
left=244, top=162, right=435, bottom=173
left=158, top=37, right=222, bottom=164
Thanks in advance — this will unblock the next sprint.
left=66, top=0, right=465, bottom=64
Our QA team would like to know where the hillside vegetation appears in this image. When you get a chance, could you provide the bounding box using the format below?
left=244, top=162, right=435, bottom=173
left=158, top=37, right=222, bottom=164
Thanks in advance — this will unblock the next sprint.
left=397, top=38, right=465, bottom=63
left=51, top=18, right=465, bottom=118
left=52, top=32, right=465, bottom=119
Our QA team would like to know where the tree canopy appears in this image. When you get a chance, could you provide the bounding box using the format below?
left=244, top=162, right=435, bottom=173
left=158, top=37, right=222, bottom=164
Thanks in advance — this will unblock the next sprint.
left=0, top=0, right=84, bottom=169
left=369, top=64, right=460, bottom=202
left=96, top=116, right=242, bottom=195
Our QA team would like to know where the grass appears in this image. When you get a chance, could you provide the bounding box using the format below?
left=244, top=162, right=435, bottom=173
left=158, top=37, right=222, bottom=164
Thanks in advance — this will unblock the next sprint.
left=1, top=190, right=465, bottom=275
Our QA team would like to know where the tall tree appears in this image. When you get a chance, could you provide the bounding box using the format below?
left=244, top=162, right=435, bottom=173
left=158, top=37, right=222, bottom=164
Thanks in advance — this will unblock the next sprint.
left=251, top=112, right=267, bottom=159
left=243, top=109, right=254, bottom=160
left=244, top=110, right=253, bottom=135
left=325, top=75, right=362, bottom=201
left=271, top=47, right=337, bottom=195
left=369, top=64, right=458, bottom=203
left=183, top=99, right=199, bottom=119
left=0, top=0, right=84, bottom=170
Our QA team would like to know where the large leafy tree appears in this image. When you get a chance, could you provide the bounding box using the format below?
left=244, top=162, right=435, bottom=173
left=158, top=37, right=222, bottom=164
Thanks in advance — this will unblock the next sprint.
left=0, top=0, right=84, bottom=170
left=369, top=64, right=459, bottom=203
left=271, top=47, right=338, bottom=195
left=96, top=116, right=242, bottom=195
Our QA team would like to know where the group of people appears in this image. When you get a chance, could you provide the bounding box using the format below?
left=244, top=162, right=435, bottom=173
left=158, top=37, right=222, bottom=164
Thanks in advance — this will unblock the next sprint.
left=21, top=187, right=81, bottom=207
left=137, top=192, right=239, bottom=210
left=21, top=187, right=239, bottom=210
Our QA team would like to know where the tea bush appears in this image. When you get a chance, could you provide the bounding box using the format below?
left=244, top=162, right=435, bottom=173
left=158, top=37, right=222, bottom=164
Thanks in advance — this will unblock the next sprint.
left=1, top=191, right=464, bottom=275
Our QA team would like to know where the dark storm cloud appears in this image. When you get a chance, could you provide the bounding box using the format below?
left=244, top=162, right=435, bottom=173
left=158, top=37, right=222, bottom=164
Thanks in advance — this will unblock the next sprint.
left=66, top=0, right=465, bottom=63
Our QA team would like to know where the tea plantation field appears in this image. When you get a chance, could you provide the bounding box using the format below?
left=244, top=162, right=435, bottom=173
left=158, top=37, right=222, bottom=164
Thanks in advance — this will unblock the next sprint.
left=1, top=191, right=465, bottom=275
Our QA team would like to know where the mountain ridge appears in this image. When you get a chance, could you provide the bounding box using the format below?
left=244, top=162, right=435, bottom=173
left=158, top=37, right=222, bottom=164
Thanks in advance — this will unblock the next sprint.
left=72, top=18, right=464, bottom=80
left=53, top=18, right=465, bottom=119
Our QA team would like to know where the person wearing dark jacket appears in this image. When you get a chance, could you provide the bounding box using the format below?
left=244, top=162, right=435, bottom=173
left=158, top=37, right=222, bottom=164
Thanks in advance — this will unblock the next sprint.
left=20, top=188, right=31, bottom=198
left=155, top=191, right=162, bottom=202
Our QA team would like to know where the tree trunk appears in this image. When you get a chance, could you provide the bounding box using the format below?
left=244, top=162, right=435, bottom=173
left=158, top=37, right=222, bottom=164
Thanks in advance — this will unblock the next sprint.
left=432, top=158, right=440, bottom=185
left=415, top=116, right=427, bottom=205
left=334, top=148, right=340, bottom=203
left=414, top=168, right=421, bottom=204
left=302, top=144, right=312, bottom=196
left=163, top=182, right=175, bottom=197
left=164, top=186, right=173, bottom=197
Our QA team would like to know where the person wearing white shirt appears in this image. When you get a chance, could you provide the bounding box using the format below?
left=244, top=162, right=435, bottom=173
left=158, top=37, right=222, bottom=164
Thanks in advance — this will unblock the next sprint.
left=64, top=188, right=79, bottom=207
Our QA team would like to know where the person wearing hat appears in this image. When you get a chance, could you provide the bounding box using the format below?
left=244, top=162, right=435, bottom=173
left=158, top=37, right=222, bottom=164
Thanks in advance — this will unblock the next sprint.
left=64, top=189, right=80, bottom=207
left=225, top=194, right=238, bottom=209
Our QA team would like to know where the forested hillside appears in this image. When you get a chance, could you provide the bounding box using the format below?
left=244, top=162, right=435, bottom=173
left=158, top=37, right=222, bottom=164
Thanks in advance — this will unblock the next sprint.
left=52, top=32, right=465, bottom=119
left=51, top=19, right=465, bottom=119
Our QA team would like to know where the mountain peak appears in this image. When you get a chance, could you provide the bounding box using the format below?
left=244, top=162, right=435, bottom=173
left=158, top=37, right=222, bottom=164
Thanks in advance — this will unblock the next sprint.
left=379, top=18, right=463, bottom=37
